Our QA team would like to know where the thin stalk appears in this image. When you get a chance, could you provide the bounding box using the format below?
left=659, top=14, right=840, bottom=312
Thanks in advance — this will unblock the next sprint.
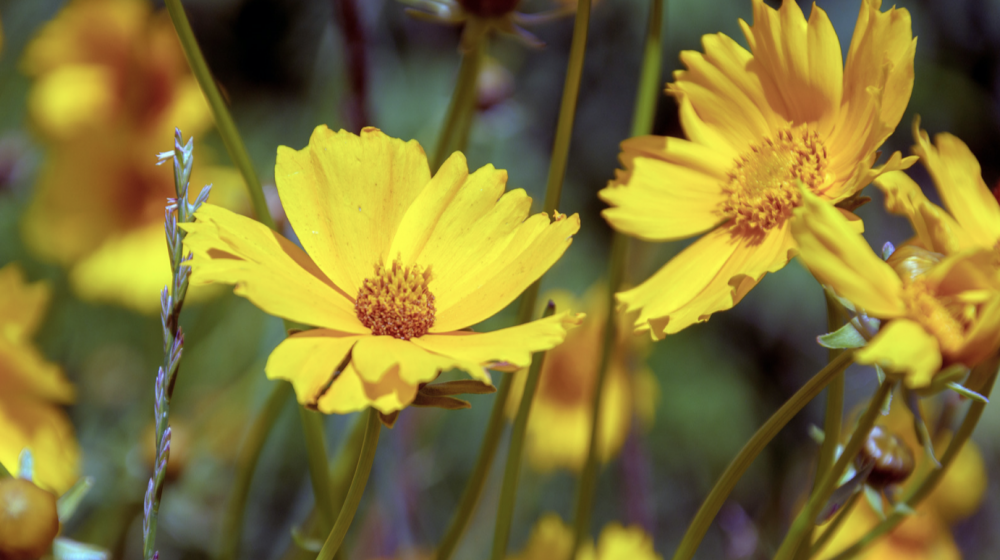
left=432, top=40, right=483, bottom=171
left=774, top=379, right=894, bottom=559
left=300, top=408, right=337, bottom=531
left=316, top=408, right=382, bottom=560
left=809, top=490, right=860, bottom=558
left=164, top=0, right=273, bottom=230
left=221, top=382, right=293, bottom=560
left=670, top=350, right=855, bottom=560
left=542, top=0, right=591, bottom=215
left=491, top=303, right=557, bottom=560
left=826, top=357, right=1000, bottom=560
left=570, top=0, right=660, bottom=554
left=796, top=293, right=847, bottom=559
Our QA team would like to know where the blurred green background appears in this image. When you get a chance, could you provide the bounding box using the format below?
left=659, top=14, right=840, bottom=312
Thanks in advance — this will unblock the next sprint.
left=1, top=0, right=1000, bottom=558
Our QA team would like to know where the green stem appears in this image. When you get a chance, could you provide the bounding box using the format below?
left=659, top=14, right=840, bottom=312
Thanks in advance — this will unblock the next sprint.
left=774, top=379, right=894, bottom=559
left=542, top=0, right=592, bottom=214
left=809, top=490, right=860, bottom=558
left=0, top=460, right=10, bottom=478
left=316, top=408, right=382, bottom=560
left=628, top=0, right=665, bottom=139
left=826, top=356, right=1000, bottom=560
left=300, top=407, right=337, bottom=531
left=163, top=0, right=274, bottom=230
left=432, top=39, right=483, bottom=171
left=491, top=303, right=557, bottom=560
left=670, top=350, right=855, bottom=560
left=220, top=382, right=293, bottom=560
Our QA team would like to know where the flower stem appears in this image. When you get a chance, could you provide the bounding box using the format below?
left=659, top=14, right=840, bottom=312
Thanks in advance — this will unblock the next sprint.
left=570, top=0, right=659, bottom=554
left=300, top=408, right=337, bottom=531
left=825, top=356, right=1000, bottom=560
left=163, top=0, right=275, bottom=230
left=221, top=381, right=293, bottom=560
left=542, top=0, right=592, bottom=215
left=774, top=378, right=894, bottom=560
left=432, top=38, right=483, bottom=171
left=491, top=303, right=557, bottom=560
left=809, top=490, right=860, bottom=558
left=316, top=408, right=382, bottom=560
left=670, top=350, right=855, bottom=560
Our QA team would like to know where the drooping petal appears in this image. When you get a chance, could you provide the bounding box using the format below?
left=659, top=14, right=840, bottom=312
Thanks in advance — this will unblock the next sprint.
left=913, top=127, right=1000, bottom=247
left=790, top=190, right=906, bottom=318
left=264, top=330, right=362, bottom=407
left=955, top=294, right=1000, bottom=371
left=274, top=126, right=432, bottom=297
left=674, top=94, right=740, bottom=159
left=739, top=0, right=843, bottom=132
left=351, top=336, right=490, bottom=386
left=874, top=170, right=973, bottom=255
left=855, top=319, right=942, bottom=389
left=620, top=223, right=795, bottom=340
left=600, top=137, right=728, bottom=242
left=412, top=311, right=583, bottom=371
left=182, top=203, right=367, bottom=333
left=314, top=362, right=418, bottom=416
left=0, top=266, right=50, bottom=340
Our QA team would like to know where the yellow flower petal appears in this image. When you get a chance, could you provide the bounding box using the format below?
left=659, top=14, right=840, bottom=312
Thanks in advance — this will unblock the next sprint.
left=913, top=127, right=1000, bottom=247
left=855, top=319, right=942, bottom=388
left=507, top=514, right=578, bottom=560
left=28, top=64, right=116, bottom=139
left=411, top=311, right=583, bottom=371
left=874, top=170, right=972, bottom=255
left=595, top=523, right=662, bottom=560
left=0, top=397, right=80, bottom=495
left=739, top=0, right=843, bottom=132
left=600, top=139, right=727, bottom=242
left=264, top=330, right=362, bottom=407
left=790, top=190, right=905, bottom=317
left=0, top=266, right=49, bottom=342
left=673, top=93, right=739, bottom=158
left=315, top=362, right=417, bottom=416
left=928, top=436, right=986, bottom=523
left=182, top=203, right=367, bottom=333
left=620, top=223, right=794, bottom=339
left=956, top=295, right=1000, bottom=371
left=274, top=126, right=432, bottom=297
left=351, top=336, right=485, bottom=386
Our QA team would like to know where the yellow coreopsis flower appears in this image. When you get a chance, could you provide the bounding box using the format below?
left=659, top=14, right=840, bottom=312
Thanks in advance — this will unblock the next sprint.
left=182, top=126, right=581, bottom=416
left=508, top=513, right=661, bottom=560
left=600, top=0, right=916, bottom=339
left=505, top=286, right=658, bottom=472
left=0, top=265, right=79, bottom=494
left=21, top=0, right=242, bottom=313
left=790, top=190, right=1000, bottom=389
left=817, top=401, right=985, bottom=560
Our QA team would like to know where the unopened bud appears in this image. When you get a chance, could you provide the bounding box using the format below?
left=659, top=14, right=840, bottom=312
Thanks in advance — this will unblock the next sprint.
left=0, top=478, right=60, bottom=559
left=855, top=426, right=915, bottom=489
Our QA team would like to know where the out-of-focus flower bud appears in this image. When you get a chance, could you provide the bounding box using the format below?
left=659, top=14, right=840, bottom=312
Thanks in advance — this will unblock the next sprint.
left=476, top=56, right=514, bottom=110
left=458, top=0, right=521, bottom=18
left=0, top=477, right=60, bottom=560
left=855, top=425, right=916, bottom=489
left=886, top=245, right=944, bottom=285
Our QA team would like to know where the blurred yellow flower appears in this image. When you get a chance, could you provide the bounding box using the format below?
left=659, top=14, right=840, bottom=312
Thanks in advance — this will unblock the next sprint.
left=0, top=265, right=79, bottom=494
left=791, top=187, right=1000, bottom=389
left=183, top=126, right=581, bottom=416
left=817, top=400, right=986, bottom=560
left=600, top=0, right=916, bottom=339
left=508, top=513, right=661, bottom=560
left=20, top=0, right=243, bottom=313
left=505, top=286, right=658, bottom=472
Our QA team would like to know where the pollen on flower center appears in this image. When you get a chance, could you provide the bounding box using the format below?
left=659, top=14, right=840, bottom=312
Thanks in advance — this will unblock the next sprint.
left=355, top=258, right=436, bottom=340
left=721, top=128, right=828, bottom=235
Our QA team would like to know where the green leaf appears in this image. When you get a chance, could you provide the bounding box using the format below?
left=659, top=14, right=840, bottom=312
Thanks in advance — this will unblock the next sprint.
left=808, top=425, right=826, bottom=445
left=947, top=381, right=989, bottom=403
left=893, top=502, right=917, bottom=516
left=818, top=322, right=868, bottom=349
left=58, top=477, right=94, bottom=523
left=904, top=388, right=942, bottom=469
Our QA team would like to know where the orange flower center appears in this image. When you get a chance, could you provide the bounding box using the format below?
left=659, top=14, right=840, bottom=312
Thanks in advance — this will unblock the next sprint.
left=721, top=128, right=828, bottom=235
left=355, top=258, right=435, bottom=340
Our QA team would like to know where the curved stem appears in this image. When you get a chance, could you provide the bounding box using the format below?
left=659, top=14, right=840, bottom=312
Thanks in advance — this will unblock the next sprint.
left=220, top=382, right=292, bottom=560
left=670, top=350, right=855, bottom=560
left=432, top=39, right=483, bottom=171
left=316, top=408, right=382, bottom=560
left=826, top=356, right=1000, bottom=560
left=774, top=379, right=894, bottom=559
left=301, top=407, right=337, bottom=531
left=163, top=0, right=274, bottom=230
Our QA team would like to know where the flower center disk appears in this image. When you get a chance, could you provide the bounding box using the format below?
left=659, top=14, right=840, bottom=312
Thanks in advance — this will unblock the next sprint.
left=721, top=127, right=828, bottom=235
left=355, top=259, right=436, bottom=340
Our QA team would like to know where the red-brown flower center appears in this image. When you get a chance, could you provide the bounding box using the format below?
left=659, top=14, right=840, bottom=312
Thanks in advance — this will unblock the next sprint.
left=458, top=0, right=521, bottom=18
left=355, top=258, right=435, bottom=340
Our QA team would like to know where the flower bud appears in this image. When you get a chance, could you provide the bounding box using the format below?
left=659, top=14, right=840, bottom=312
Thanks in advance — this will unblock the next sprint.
left=0, top=478, right=60, bottom=560
left=855, top=426, right=916, bottom=489
left=458, top=0, right=522, bottom=18
left=886, top=245, right=944, bottom=284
